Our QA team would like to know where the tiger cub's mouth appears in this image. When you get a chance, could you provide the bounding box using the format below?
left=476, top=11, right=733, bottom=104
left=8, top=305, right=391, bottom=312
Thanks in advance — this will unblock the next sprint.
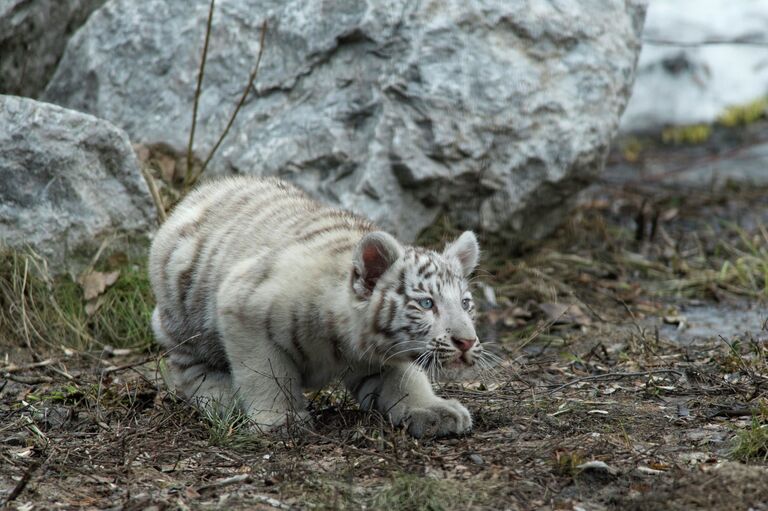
left=449, top=352, right=475, bottom=367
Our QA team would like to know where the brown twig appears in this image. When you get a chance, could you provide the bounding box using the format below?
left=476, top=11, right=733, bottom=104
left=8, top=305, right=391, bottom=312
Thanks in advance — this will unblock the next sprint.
left=191, top=20, right=269, bottom=188
left=197, top=473, right=252, bottom=492
left=101, top=357, right=155, bottom=375
left=2, top=454, right=48, bottom=505
left=2, top=373, right=54, bottom=385
left=19, top=256, right=34, bottom=355
left=185, top=0, right=217, bottom=192
left=1, top=358, right=56, bottom=373
left=643, top=37, right=768, bottom=48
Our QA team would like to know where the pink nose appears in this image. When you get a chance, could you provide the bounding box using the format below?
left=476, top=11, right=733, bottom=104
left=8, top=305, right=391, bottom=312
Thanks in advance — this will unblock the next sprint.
left=452, top=337, right=476, bottom=352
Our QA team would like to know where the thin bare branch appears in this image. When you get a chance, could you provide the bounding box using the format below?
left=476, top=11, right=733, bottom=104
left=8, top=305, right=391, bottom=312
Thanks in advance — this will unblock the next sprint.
left=643, top=37, right=768, bottom=48
left=190, top=20, right=269, bottom=188
left=140, top=164, right=167, bottom=223
left=185, top=0, right=217, bottom=191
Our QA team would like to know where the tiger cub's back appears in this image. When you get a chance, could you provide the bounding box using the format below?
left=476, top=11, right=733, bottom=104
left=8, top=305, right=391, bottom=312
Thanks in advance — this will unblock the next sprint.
left=148, top=176, right=373, bottom=365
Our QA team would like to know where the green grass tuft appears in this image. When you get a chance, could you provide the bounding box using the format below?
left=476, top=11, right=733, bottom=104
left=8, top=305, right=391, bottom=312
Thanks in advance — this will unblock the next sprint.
left=0, top=247, right=154, bottom=352
left=199, top=399, right=267, bottom=450
left=661, top=123, right=712, bottom=145
left=553, top=451, right=585, bottom=477
left=731, top=415, right=768, bottom=462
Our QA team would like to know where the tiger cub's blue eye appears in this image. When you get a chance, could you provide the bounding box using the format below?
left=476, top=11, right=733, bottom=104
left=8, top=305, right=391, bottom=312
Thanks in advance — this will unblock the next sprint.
left=418, top=298, right=434, bottom=309
left=462, top=298, right=471, bottom=310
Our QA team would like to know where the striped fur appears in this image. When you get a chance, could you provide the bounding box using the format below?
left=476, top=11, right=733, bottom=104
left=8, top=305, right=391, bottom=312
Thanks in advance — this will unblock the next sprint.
left=149, top=176, right=490, bottom=437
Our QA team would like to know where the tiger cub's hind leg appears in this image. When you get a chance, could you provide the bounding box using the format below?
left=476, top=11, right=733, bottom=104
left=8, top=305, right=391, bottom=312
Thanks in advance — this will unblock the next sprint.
left=152, top=307, right=237, bottom=413
left=168, top=356, right=236, bottom=414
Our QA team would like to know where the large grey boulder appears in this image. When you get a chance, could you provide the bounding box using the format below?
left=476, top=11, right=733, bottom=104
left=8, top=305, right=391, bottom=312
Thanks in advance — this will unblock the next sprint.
left=620, top=0, right=768, bottom=132
left=0, top=0, right=106, bottom=98
left=45, top=0, right=646, bottom=243
left=0, top=95, right=156, bottom=274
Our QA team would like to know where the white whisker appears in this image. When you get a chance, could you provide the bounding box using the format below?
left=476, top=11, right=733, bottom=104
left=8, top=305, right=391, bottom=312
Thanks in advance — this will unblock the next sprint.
left=382, top=346, right=421, bottom=366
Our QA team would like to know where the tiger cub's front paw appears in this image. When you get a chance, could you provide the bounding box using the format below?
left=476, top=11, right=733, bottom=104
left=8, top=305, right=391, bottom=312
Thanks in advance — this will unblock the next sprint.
left=403, top=399, right=472, bottom=438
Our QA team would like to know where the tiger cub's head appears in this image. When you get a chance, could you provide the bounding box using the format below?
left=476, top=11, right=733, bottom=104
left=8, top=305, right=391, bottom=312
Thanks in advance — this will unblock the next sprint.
left=352, top=230, right=494, bottom=377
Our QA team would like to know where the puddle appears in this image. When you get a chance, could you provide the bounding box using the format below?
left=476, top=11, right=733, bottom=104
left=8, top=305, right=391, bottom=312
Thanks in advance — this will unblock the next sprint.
left=655, top=304, right=768, bottom=344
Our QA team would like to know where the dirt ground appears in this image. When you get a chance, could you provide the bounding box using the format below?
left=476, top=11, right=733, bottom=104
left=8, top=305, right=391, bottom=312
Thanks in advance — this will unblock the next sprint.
left=2, top=134, right=768, bottom=510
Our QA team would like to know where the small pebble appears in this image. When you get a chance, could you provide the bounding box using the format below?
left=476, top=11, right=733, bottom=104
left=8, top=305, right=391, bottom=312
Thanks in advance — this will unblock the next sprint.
left=469, top=453, right=485, bottom=465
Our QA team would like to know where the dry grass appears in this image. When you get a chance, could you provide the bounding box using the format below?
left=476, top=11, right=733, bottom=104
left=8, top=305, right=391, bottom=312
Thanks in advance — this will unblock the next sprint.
left=0, top=248, right=154, bottom=354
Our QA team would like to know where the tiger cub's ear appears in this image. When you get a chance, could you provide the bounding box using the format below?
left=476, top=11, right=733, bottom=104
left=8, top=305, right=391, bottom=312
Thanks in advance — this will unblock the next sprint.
left=352, top=231, right=403, bottom=299
left=443, top=231, right=480, bottom=277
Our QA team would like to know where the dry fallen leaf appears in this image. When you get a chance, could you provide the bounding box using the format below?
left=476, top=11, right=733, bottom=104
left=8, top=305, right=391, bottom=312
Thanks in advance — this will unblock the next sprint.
left=79, top=270, right=120, bottom=301
left=155, top=153, right=177, bottom=183
left=133, top=143, right=150, bottom=163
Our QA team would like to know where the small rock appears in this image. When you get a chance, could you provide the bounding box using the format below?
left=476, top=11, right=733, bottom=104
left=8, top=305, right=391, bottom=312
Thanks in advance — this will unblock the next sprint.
left=468, top=453, right=485, bottom=466
left=576, top=460, right=618, bottom=475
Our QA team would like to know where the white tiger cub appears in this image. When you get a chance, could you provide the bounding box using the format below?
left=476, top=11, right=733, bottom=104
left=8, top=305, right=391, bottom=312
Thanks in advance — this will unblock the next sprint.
left=149, top=176, right=492, bottom=438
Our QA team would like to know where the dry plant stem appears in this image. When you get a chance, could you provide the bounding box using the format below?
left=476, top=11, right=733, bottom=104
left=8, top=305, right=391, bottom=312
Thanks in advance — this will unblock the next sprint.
left=1, top=358, right=56, bottom=373
left=85, top=235, right=117, bottom=275
left=511, top=314, right=564, bottom=355
left=20, top=256, right=32, bottom=353
left=3, top=454, right=48, bottom=505
left=140, top=164, right=168, bottom=223
left=19, top=258, right=44, bottom=361
left=197, top=474, right=251, bottom=493
left=3, top=373, right=53, bottom=385
left=643, top=37, right=768, bottom=48
left=48, top=364, right=74, bottom=381
left=192, top=20, right=269, bottom=187
left=102, top=357, right=155, bottom=375
left=184, top=0, right=216, bottom=192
